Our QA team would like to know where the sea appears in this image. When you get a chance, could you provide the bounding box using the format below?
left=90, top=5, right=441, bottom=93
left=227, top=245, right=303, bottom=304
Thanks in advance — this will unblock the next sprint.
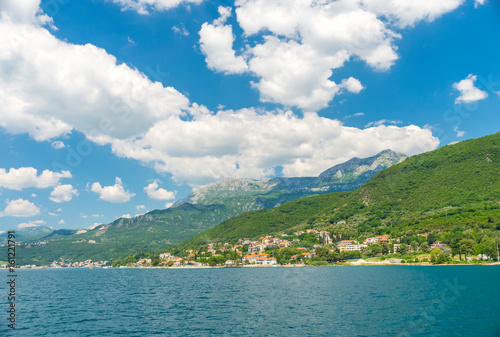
left=0, top=266, right=499, bottom=336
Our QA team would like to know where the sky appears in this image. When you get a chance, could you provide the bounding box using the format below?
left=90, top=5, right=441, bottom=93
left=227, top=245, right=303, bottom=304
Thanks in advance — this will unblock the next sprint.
left=0, top=0, right=499, bottom=232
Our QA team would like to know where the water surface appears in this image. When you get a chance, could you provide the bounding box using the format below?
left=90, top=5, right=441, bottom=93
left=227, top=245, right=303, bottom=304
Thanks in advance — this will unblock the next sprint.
left=1, top=266, right=499, bottom=336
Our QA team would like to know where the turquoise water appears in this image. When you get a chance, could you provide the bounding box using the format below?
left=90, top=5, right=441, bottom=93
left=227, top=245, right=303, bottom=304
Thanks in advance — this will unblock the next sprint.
left=1, top=266, right=499, bottom=336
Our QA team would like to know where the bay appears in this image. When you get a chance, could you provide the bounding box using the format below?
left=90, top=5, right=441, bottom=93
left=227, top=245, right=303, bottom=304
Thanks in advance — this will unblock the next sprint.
left=1, top=266, right=499, bottom=336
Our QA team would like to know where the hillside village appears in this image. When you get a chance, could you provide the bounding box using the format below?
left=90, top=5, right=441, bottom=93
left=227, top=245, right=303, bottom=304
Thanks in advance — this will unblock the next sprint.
left=109, top=219, right=499, bottom=268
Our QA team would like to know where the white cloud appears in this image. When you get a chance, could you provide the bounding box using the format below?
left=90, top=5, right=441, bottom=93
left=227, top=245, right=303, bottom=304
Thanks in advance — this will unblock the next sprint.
left=49, top=184, right=78, bottom=203
left=360, top=0, right=464, bottom=28
left=31, top=193, right=37, bottom=197
left=91, top=177, right=135, bottom=203
left=165, top=202, right=174, bottom=209
left=110, top=0, right=203, bottom=14
left=0, top=1, right=441, bottom=187
left=89, top=223, right=101, bottom=230
left=48, top=212, right=58, bottom=216
left=1, top=199, right=40, bottom=217
left=58, top=219, right=65, bottom=225
left=474, top=0, right=486, bottom=8
left=0, top=167, right=71, bottom=190
left=120, top=214, right=132, bottom=219
left=107, top=108, right=439, bottom=185
left=136, top=205, right=146, bottom=211
left=144, top=180, right=176, bottom=200
left=0, top=2, right=190, bottom=142
left=18, top=220, right=46, bottom=228
left=217, top=0, right=462, bottom=110
left=453, top=126, right=466, bottom=137
left=453, top=74, right=488, bottom=104
left=340, top=77, right=365, bottom=94
left=365, top=119, right=403, bottom=128
left=199, top=7, right=248, bottom=74
left=51, top=141, right=65, bottom=149
left=172, top=24, right=189, bottom=37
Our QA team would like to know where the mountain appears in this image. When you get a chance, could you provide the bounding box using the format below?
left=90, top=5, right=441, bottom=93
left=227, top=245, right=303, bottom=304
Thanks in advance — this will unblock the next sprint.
left=176, top=132, right=500, bottom=250
left=175, top=149, right=406, bottom=210
left=15, top=150, right=405, bottom=265
left=0, top=225, right=53, bottom=243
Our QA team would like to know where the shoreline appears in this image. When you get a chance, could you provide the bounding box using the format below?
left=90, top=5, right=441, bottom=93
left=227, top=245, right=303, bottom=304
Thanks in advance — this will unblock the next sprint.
left=5, top=262, right=499, bottom=270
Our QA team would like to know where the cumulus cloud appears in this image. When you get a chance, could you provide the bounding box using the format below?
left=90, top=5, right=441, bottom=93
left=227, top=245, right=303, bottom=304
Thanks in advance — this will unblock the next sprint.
left=18, top=220, right=46, bottom=228
left=199, top=6, right=248, bottom=74
left=0, top=1, right=190, bottom=142
left=91, top=177, right=135, bottom=203
left=172, top=23, right=189, bottom=37
left=107, top=108, right=439, bottom=185
left=120, top=214, right=132, bottom=219
left=221, top=0, right=462, bottom=109
left=0, top=1, right=441, bottom=187
left=144, top=180, right=176, bottom=200
left=51, top=141, right=65, bottom=149
left=453, top=74, right=488, bottom=104
left=110, top=0, right=203, bottom=14
left=89, top=223, right=101, bottom=230
left=58, top=219, right=65, bottom=225
left=0, top=199, right=40, bottom=217
left=136, top=205, right=146, bottom=211
left=340, top=77, right=365, bottom=94
left=365, top=119, right=402, bottom=128
left=453, top=126, right=466, bottom=137
left=0, top=167, right=71, bottom=190
left=474, top=0, right=486, bottom=8
left=49, top=184, right=78, bottom=203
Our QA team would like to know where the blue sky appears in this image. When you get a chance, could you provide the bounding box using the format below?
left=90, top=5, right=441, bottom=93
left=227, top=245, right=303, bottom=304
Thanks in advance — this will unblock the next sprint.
left=0, top=0, right=499, bottom=232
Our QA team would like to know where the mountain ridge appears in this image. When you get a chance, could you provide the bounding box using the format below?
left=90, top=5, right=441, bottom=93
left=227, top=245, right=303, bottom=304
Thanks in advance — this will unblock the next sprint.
left=15, top=149, right=407, bottom=265
left=175, top=132, right=500, bottom=250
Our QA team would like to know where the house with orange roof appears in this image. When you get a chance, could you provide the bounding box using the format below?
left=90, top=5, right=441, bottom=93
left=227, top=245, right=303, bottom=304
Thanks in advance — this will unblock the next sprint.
left=243, top=253, right=269, bottom=264
left=279, top=240, right=292, bottom=248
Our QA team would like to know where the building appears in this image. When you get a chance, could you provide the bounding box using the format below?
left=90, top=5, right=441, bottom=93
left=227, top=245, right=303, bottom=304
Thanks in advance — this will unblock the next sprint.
left=430, top=242, right=449, bottom=250
left=337, top=242, right=367, bottom=252
left=255, top=257, right=277, bottom=265
left=243, top=253, right=269, bottom=264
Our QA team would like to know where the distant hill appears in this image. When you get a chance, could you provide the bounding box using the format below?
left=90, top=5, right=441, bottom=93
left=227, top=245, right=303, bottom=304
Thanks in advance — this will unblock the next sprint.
left=0, top=225, right=53, bottom=243
left=16, top=150, right=405, bottom=265
left=176, top=132, right=500, bottom=250
left=174, top=149, right=406, bottom=211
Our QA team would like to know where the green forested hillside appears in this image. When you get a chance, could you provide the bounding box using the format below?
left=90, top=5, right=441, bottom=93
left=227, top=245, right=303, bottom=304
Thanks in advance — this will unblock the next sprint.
left=176, top=133, right=500, bottom=251
left=17, top=150, right=404, bottom=265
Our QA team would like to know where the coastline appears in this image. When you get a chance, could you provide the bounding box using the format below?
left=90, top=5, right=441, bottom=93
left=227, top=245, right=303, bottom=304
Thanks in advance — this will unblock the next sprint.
left=6, top=262, right=499, bottom=270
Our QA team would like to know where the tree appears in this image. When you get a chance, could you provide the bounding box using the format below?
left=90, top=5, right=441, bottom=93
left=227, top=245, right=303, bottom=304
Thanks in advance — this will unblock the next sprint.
left=427, top=233, right=436, bottom=245
left=430, top=248, right=446, bottom=264
left=450, top=239, right=462, bottom=260
left=458, top=239, right=476, bottom=259
left=410, top=241, right=419, bottom=253
left=397, top=244, right=408, bottom=255
left=315, top=246, right=340, bottom=262
left=419, top=242, right=430, bottom=252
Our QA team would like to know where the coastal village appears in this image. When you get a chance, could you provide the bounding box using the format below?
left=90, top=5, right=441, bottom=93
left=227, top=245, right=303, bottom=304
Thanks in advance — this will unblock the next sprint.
left=111, top=222, right=482, bottom=267
left=7, top=221, right=498, bottom=269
